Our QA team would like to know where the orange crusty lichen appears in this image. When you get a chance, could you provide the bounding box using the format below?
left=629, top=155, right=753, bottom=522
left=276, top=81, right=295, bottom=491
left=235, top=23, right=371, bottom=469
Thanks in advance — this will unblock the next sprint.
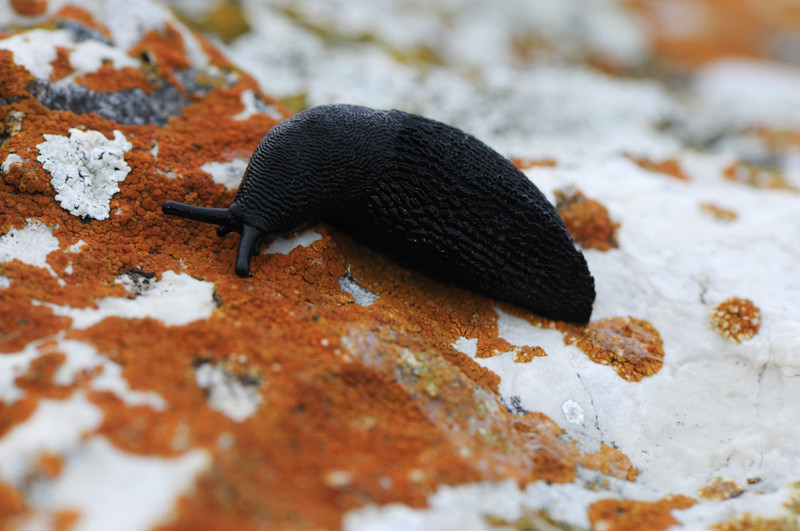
left=699, top=477, right=744, bottom=501
left=569, top=316, right=664, bottom=381
left=75, top=65, right=156, bottom=94
left=0, top=10, right=637, bottom=530
left=630, top=156, right=690, bottom=181
left=510, top=158, right=557, bottom=170
left=0, top=291, right=71, bottom=353
left=497, top=304, right=665, bottom=382
left=588, top=495, right=696, bottom=531
left=475, top=336, right=511, bottom=359
left=0, top=50, right=33, bottom=99
left=10, top=0, right=47, bottom=17
left=701, top=202, right=737, bottom=222
left=581, top=442, right=639, bottom=482
left=630, top=0, right=800, bottom=69
left=0, top=481, right=28, bottom=523
left=710, top=297, right=761, bottom=342
left=712, top=481, right=800, bottom=531
left=554, top=187, right=619, bottom=251
left=512, top=345, right=545, bottom=363
left=723, top=161, right=795, bottom=191
left=14, top=352, right=74, bottom=400
left=129, top=23, right=193, bottom=76
left=31, top=452, right=65, bottom=480
left=48, top=47, right=73, bottom=82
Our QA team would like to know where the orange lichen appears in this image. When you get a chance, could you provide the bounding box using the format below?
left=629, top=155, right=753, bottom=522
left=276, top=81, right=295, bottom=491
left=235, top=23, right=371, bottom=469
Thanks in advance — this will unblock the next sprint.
left=630, top=156, right=690, bottom=180
left=568, top=317, right=665, bottom=381
left=589, top=495, right=696, bottom=531
left=130, top=23, right=193, bottom=75
left=512, top=345, right=546, bottom=363
left=723, top=161, right=795, bottom=191
left=30, top=452, right=65, bottom=481
left=496, top=304, right=666, bottom=382
left=0, top=291, right=71, bottom=353
left=713, top=480, right=800, bottom=531
left=701, top=202, right=737, bottom=222
left=52, top=511, right=81, bottom=531
left=75, top=65, right=155, bottom=94
left=631, top=0, right=800, bottom=68
left=554, top=187, right=619, bottom=251
left=710, top=297, right=761, bottom=342
left=0, top=50, right=34, bottom=98
left=10, top=0, right=47, bottom=17
left=700, top=477, right=744, bottom=501
left=475, top=336, right=511, bottom=358
left=0, top=396, right=37, bottom=439
left=52, top=6, right=112, bottom=41
left=510, top=158, right=557, bottom=170
left=0, top=481, right=28, bottom=521
left=2, top=157, right=52, bottom=194
left=48, top=47, right=73, bottom=81
left=581, top=442, right=639, bottom=481
left=0, top=11, right=604, bottom=530
left=15, top=352, right=74, bottom=400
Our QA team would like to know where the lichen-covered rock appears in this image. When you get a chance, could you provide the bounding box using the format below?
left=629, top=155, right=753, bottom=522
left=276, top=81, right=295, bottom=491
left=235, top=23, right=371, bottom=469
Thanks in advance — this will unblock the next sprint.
left=3, top=1, right=800, bottom=530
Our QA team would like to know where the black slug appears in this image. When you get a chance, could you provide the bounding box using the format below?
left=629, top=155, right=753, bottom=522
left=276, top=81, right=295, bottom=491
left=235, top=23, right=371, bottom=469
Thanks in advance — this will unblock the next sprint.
left=162, top=104, right=596, bottom=324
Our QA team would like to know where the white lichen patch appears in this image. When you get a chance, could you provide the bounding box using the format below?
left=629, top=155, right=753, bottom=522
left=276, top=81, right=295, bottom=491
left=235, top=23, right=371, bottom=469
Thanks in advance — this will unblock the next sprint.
left=43, top=271, right=215, bottom=328
left=37, top=128, right=132, bottom=220
left=0, top=219, right=59, bottom=275
left=66, top=239, right=87, bottom=253
left=200, top=158, right=249, bottom=190
left=452, top=337, right=478, bottom=357
left=0, top=338, right=166, bottom=410
left=56, top=340, right=167, bottom=410
left=0, top=28, right=138, bottom=80
left=233, top=89, right=283, bottom=121
left=0, top=28, right=75, bottom=79
left=561, top=399, right=585, bottom=425
left=263, top=229, right=323, bottom=254
left=25, top=436, right=210, bottom=531
left=0, top=341, right=42, bottom=403
left=194, top=361, right=262, bottom=422
left=0, top=394, right=103, bottom=486
left=339, top=270, right=379, bottom=307
left=1, top=153, right=25, bottom=173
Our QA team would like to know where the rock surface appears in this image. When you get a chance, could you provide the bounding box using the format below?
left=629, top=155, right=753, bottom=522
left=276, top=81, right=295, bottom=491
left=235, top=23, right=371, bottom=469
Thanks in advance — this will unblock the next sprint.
left=1, top=1, right=800, bottom=530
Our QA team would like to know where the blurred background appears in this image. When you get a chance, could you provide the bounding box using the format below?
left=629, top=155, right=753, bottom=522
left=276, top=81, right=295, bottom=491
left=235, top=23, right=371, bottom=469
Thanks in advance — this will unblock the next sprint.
left=159, top=0, right=800, bottom=175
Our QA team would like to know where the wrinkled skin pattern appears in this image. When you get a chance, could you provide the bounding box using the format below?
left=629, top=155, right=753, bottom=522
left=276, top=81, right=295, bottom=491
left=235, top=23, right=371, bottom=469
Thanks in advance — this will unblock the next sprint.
left=162, top=104, right=596, bottom=324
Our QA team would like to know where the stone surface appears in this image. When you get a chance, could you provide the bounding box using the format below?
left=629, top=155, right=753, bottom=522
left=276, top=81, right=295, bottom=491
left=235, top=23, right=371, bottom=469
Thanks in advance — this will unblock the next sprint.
left=2, top=1, right=800, bottom=530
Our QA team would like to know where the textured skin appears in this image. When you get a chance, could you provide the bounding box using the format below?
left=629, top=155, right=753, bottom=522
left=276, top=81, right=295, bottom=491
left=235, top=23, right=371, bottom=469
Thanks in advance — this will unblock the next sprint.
left=164, top=104, right=596, bottom=324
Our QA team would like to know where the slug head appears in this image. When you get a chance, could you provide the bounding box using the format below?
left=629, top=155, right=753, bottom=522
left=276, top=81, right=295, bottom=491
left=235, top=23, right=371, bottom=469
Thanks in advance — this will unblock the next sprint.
left=162, top=200, right=262, bottom=277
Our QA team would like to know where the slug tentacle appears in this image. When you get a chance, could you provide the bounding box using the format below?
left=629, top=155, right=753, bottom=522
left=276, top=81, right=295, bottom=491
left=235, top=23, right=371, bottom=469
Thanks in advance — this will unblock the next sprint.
left=162, top=201, right=236, bottom=227
left=162, top=104, right=597, bottom=324
left=235, top=225, right=262, bottom=277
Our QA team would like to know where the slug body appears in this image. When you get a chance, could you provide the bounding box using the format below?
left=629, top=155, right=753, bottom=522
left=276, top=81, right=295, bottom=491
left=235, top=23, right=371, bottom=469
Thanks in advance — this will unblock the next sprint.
left=162, top=104, right=595, bottom=324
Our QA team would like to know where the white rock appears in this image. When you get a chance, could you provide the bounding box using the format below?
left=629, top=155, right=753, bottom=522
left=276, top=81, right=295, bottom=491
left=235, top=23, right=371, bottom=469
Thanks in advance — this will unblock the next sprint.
left=43, top=271, right=216, bottom=328
left=0, top=219, right=59, bottom=276
left=200, top=158, right=249, bottom=190
left=195, top=362, right=261, bottom=422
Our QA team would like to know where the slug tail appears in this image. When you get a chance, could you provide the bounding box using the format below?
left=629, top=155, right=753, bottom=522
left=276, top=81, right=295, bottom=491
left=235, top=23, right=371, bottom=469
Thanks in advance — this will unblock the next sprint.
left=162, top=201, right=236, bottom=226
left=235, top=225, right=261, bottom=277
